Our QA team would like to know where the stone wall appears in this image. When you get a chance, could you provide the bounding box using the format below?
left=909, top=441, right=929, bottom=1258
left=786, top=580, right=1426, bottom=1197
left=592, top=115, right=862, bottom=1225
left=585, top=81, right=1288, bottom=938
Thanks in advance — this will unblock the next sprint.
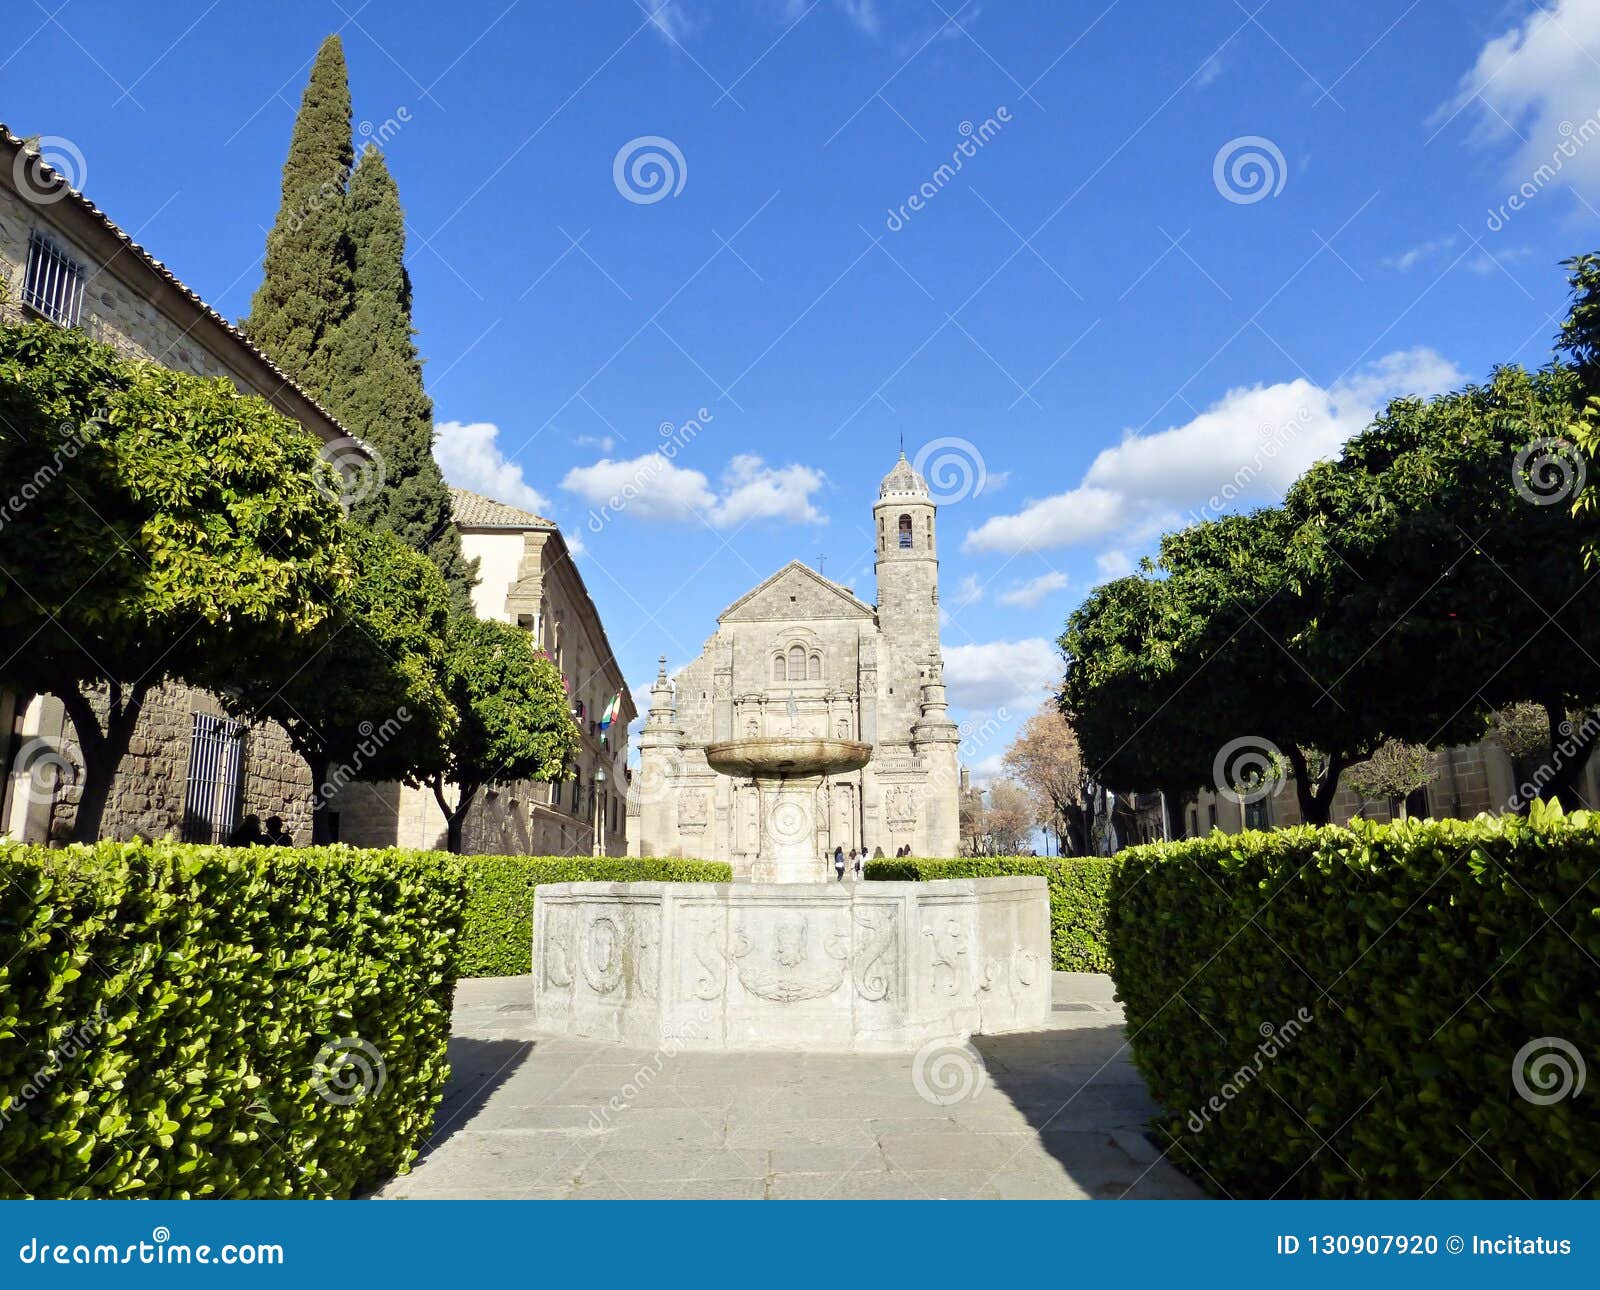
left=4, top=187, right=234, bottom=382
left=1181, top=738, right=1598, bottom=836
left=3, top=685, right=311, bottom=844
left=329, top=778, right=622, bottom=857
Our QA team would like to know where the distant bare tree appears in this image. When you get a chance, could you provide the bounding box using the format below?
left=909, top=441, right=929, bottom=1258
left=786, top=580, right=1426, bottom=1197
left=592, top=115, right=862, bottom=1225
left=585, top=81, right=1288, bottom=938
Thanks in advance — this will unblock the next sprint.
left=985, top=780, right=1035, bottom=854
left=1003, top=702, right=1094, bottom=853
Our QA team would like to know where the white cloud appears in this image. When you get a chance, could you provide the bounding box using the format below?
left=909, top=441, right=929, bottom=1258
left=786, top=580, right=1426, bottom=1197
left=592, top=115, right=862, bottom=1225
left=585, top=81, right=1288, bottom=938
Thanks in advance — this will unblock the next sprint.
left=950, top=573, right=986, bottom=609
left=713, top=454, right=827, bottom=527
left=1096, top=550, right=1134, bottom=579
left=838, top=0, right=881, bottom=35
left=574, top=433, right=615, bottom=453
left=964, top=751, right=1005, bottom=788
left=943, top=638, right=1060, bottom=715
left=561, top=452, right=826, bottom=528
left=962, top=486, right=1124, bottom=554
left=1449, top=0, right=1600, bottom=197
left=1384, top=236, right=1458, bottom=272
left=997, top=571, right=1068, bottom=608
left=644, top=0, right=694, bottom=43
left=963, top=348, right=1463, bottom=555
left=433, top=421, right=553, bottom=515
left=1195, top=51, right=1226, bottom=88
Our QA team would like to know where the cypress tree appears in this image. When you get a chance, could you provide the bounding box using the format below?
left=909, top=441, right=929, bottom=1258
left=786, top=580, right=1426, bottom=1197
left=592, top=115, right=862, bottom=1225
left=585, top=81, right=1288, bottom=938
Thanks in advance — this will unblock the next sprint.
left=322, top=144, right=477, bottom=611
left=245, top=34, right=354, bottom=390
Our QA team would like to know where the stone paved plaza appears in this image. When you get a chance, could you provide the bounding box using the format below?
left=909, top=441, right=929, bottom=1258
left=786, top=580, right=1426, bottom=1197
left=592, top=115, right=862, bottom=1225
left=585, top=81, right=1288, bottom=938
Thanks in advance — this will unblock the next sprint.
left=377, top=972, right=1203, bottom=1200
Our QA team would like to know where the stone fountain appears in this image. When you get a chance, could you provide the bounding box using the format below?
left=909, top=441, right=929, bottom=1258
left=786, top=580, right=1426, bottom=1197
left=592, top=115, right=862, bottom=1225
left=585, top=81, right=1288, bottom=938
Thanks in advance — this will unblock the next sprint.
left=534, top=457, right=1048, bottom=1050
left=703, top=735, right=871, bottom=882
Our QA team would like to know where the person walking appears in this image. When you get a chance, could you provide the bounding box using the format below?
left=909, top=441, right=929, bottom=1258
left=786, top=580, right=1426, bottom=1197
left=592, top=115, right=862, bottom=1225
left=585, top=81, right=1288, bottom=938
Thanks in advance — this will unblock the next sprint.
left=852, top=849, right=863, bottom=881
left=833, top=846, right=846, bottom=882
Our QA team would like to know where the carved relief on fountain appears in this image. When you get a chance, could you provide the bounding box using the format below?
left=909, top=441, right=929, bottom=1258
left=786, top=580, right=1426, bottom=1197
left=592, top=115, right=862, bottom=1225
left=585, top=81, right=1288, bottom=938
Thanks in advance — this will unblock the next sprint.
left=535, top=878, right=1050, bottom=1051
left=727, top=913, right=851, bottom=1001
left=678, top=787, right=709, bottom=833
left=579, top=913, right=626, bottom=995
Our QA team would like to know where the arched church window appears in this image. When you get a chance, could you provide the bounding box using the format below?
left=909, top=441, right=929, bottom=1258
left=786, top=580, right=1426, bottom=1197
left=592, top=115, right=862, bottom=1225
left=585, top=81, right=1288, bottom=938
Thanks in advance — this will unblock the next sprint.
left=925, top=515, right=933, bottom=546
left=808, top=653, right=821, bottom=680
left=898, top=514, right=913, bottom=549
left=773, top=654, right=786, bottom=682
left=788, top=645, right=806, bottom=678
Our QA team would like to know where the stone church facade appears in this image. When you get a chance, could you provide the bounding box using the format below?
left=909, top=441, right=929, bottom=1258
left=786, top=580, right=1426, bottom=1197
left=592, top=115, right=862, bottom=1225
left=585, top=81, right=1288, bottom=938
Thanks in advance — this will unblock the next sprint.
left=630, top=453, right=960, bottom=874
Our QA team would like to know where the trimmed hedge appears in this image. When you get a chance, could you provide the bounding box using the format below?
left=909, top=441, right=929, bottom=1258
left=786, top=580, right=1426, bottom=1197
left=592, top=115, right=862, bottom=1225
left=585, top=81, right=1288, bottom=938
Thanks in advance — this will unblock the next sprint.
left=454, top=855, right=731, bottom=977
left=1108, top=807, right=1600, bottom=1199
left=0, top=840, right=463, bottom=1199
left=865, top=855, right=1115, bottom=972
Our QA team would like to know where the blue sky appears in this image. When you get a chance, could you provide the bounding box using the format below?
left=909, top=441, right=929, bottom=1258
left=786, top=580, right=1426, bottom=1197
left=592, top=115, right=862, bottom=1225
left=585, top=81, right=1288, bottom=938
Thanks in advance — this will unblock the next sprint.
left=7, top=0, right=1600, bottom=778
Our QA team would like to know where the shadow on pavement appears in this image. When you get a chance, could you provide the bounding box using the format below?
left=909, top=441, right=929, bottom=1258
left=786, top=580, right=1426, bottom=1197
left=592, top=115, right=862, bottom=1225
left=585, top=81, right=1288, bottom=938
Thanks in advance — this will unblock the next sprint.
left=971, top=1020, right=1203, bottom=1198
left=418, top=1037, right=535, bottom=1162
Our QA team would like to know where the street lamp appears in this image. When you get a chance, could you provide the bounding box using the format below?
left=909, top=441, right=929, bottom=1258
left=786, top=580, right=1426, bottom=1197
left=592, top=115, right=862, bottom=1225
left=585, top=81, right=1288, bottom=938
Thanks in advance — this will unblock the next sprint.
left=592, top=766, right=607, bottom=857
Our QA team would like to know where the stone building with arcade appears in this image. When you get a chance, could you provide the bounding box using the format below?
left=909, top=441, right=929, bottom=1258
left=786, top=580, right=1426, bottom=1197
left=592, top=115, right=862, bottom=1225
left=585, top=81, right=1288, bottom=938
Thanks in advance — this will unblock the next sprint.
left=630, top=452, right=960, bottom=878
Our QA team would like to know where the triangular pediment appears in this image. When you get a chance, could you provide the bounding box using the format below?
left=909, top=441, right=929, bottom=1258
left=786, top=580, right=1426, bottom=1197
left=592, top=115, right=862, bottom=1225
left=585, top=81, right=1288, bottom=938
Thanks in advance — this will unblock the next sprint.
left=717, top=560, right=876, bottom=623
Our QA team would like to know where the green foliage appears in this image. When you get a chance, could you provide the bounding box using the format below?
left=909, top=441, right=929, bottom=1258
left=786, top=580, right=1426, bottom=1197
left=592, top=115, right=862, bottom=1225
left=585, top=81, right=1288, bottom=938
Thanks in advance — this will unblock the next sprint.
left=0, top=838, right=463, bottom=1198
left=432, top=616, right=579, bottom=851
left=1060, top=574, right=1211, bottom=798
left=1062, top=508, right=1393, bottom=823
left=219, top=526, right=455, bottom=842
left=320, top=147, right=476, bottom=610
left=0, top=320, right=351, bottom=839
left=1343, top=739, right=1432, bottom=813
left=1288, top=364, right=1600, bottom=804
left=864, top=856, right=1115, bottom=972
left=0, top=320, right=350, bottom=663
left=1064, top=256, right=1600, bottom=816
left=247, top=45, right=475, bottom=610
left=244, top=34, right=354, bottom=390
left=454, top=856, right=730, bottom=977
left=1557, top=252, right=1600, bottom=391
left=1107, top=808, right=1600, bottom=1198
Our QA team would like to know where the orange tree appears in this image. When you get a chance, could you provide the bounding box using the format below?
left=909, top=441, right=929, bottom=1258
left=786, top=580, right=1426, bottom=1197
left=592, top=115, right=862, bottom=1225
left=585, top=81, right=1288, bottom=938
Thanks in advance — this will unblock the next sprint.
left=0, top=320, right=348, bottom=840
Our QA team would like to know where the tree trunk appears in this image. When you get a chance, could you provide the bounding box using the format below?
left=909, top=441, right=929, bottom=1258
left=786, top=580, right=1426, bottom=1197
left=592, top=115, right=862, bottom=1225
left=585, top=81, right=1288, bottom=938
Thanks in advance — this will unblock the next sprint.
left=1286, top=745, right=1346, bottom=827
left=305, top=751, right=334, bottom=845
left=432, top=780, right=479, bottom=855
left=1538, top=701, right=1599, bottom=810
left=59, top=681, right=148, bottom=844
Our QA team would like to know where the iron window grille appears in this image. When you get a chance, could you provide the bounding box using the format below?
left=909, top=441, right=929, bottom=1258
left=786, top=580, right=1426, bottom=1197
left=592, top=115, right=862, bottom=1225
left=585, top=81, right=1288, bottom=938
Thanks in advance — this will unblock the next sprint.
left=181, top=713, right=247, bottom=844
left=22, top=230, right=87, bottom=327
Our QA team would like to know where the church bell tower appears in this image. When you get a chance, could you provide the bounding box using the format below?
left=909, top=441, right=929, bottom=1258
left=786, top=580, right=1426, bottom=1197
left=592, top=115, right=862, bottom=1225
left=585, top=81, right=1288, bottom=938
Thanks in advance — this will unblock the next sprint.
left=873, top=450, right=938, bottom=631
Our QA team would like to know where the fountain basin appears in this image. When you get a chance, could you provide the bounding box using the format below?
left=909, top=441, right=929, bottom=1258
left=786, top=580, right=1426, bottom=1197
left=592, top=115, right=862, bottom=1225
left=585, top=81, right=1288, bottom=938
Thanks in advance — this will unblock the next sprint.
left=704, top=737, right=871, bottom=778
left=532, top=877, right=1050, bottom=1051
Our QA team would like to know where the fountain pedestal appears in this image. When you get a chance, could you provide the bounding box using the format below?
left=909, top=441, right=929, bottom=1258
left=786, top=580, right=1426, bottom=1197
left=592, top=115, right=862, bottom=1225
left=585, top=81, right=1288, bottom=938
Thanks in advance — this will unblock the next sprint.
left=532, top=877, right=1050, bottom=1051
left=705, top=737, right=872, bottom=882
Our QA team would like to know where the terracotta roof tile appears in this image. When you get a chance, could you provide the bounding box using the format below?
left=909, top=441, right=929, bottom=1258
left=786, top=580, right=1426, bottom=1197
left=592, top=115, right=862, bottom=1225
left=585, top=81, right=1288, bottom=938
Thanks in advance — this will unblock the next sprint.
left=449, top=486, right=555, bottom=529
